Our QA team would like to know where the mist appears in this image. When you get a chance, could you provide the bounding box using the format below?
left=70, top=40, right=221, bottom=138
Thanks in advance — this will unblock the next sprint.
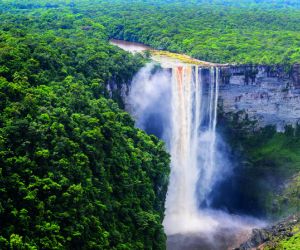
left=127, top=63, right=265, bottom=249
left=127, top=63, right=172, bottom=144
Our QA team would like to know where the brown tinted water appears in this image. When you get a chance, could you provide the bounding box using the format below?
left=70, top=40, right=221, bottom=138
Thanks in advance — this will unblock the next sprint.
left=110, top=39, right=151, bottom=53
left=110, top=39, right=221, bottom=67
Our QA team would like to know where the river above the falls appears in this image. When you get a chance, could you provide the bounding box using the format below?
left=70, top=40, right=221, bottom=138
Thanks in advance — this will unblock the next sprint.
left=110, top=39, right=265, bottom=250
left=110, top=39, right=224, bottom=68
left=110, top=39, right=152, bottom=53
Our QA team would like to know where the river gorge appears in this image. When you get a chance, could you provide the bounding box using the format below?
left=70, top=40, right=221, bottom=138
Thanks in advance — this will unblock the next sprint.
left=1, top=1, right=299, bottom=249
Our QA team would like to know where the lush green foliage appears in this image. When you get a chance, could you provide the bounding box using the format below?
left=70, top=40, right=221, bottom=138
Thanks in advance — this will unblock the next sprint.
left=85, top=0, right=300, bottom=65
left=1, top=0, right=299, bottom=248
left=277, top=232, right=300, bottom=250
left=2, top=0, right=300, bottom=65
left=0, top=3, right=170, bottom=249
left=264, top=222, right=300, bottom=250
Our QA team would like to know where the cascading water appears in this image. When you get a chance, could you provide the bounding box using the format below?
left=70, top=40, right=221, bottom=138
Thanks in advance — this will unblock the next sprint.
left=127, top=61, right=264, bottom=249
left=197, top=67, right=220, bottom=206
left=112, top=38, right=265, bottom=249
left=163, top=66, right=221, bottom=235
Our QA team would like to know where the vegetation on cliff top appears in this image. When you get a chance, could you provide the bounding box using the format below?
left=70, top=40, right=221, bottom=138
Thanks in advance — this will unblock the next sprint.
left=0, top=0, right=299, bottom=248
left=0, top=2, right=170, bottom=249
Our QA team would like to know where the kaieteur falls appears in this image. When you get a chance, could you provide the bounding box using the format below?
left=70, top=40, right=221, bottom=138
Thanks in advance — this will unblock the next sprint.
left=127, top=57, right=263, bottom=249
left=164, top=66, right=220, bottom=234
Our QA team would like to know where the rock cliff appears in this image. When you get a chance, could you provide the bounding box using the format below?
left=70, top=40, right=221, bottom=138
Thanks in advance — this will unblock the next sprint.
left=217, top=65, right=300, bottom=129
left=110, top=62, right=300, bottom=129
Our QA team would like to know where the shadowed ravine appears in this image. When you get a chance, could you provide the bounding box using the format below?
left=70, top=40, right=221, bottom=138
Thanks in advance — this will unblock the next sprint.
left=111, top=39, right=265, bottom=249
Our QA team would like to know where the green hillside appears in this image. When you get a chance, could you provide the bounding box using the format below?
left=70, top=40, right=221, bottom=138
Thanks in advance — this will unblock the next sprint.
left=0, top=3, right=170, bottom=249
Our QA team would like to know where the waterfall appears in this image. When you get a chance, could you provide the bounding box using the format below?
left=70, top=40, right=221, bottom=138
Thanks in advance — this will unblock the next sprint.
left=198, top=67, right=220, bottom=206
left=128, top=63, right=252, bottom=236
left=128, top=62, right=264, bottom=245
left=163, top=66, right=220, bottom=235
left=127, top=60, right=265, bottom=249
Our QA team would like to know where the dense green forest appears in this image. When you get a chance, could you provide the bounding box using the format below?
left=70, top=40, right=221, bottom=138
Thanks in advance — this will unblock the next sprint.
left=93, top=0, right=300, bottom=65
left=1, top=0, right=300, bottom=249
left=2, top=0, right=300, bottom=65
left=0, top=2, right=170, bottom=249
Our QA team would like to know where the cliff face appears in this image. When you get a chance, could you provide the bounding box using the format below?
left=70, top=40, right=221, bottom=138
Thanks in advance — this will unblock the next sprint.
left=110, top=40, right=300, bottom=129
left=113, top=62, right=300, bottom=129
left=292, top=63, right=300, bottom=87
left=218, top=65, right=300, bottom=129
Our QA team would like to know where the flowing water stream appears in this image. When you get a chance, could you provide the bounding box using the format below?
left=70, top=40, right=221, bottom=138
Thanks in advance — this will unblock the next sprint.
left=164, top=66, right=220, bottom=235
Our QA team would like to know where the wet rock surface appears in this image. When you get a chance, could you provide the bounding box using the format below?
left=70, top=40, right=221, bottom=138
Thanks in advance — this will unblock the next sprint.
left=236, top=214, right=300, bottom=250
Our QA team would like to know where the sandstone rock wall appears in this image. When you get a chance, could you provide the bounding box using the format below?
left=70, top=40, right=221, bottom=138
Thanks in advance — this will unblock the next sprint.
left=217, top=65, right=300, bottom=129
